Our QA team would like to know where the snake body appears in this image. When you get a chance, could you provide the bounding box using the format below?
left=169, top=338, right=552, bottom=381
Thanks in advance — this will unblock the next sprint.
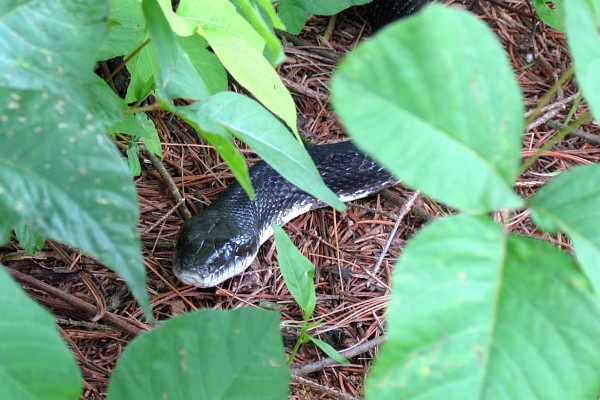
left=173, top=0, right=431, bottom=287
left=173, top=142, right=397, bottom=287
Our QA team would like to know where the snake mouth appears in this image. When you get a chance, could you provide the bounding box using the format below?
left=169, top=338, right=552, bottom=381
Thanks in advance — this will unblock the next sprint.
left=173, top=270, right=221, bottom=288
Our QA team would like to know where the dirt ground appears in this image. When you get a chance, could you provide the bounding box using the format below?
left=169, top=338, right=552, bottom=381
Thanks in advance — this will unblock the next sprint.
left=3, top=0, right=600, bottom=398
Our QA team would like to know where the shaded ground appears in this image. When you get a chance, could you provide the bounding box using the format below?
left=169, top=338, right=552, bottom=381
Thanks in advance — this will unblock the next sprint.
left=3, top=0, right=600, bottom=398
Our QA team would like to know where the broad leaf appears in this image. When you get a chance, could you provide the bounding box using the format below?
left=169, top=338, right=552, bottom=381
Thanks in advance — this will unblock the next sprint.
left=181, top=92, right=344, bottom=210
left=367, top=215, right=600, bottom=399
left=565, top=0, right=600, bottom=120
left=533, top=0, right=566, bottom=31
left=100, top=0, right=146, bottom=60
left=108, top=309, right=289, bottom=400
left=278, top=0, right=371, bottom=34
left=0, top=0, right=150, bottom=317
left=13, top=223, right=46, bottom=256
left=142, top=0, right=211, bottom=101
left=232, top=0, right=286, bottom=65
left=332, top=4, right=524, bottom=212
left=0, top=267, right=82, bottom=399
left=529, top=164, right=600, bottom=294
left=178, top=0, right=298, bottom=134
left=274, top=225, right=316, bottom=316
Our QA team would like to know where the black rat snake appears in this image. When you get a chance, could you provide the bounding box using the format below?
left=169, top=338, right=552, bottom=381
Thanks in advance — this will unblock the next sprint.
left=173, top=0, right=430, bottom=287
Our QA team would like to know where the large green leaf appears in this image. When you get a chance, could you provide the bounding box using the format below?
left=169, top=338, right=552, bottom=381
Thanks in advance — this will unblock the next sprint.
left=0, top=267, right=82, bottom=399
left=278, top=0, right=371, bottom=34
left=565, top=0, right=600, bottom=120
left=273, top=225, right=316, bottom=316
left=0, top=0, right=150, bottom=317
left=332, top=5, right=524, bottom=212
left=178, top=0, right=298, bottom=134
left=231, top=0, right=286, bottom=65
left=533, top=0, right=566, bottom=31
left=177, top=92, right=344, bottom=210
left=529, top=164, right=600, bottom=294
left=142, top=0, right=211, bottom=101
left=100, top=0, right=146, bottom=60
left=107, top=309, right=289, bottom=400
left=367, top=215, right=600, bottom=399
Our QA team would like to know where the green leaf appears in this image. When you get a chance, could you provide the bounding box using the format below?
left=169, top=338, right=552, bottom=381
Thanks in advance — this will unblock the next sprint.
left=100, top=0, right=146, bottom=60
left=178, top=35, right=229, bottom=94
left=124, top=35, right=156, bottom=103
left=13, top=223, right=46, bottom=256
left=142, top=0, right=211, bottom=101
left=0, top=0, right=151, bottom=318
left=332, top=4, right=524, bottom=212
left=533, top=0, right=566, bottom=31
left=187, top=92, right=344, bottom=210
left=565, top=0, right=600, bottom=120
left=0, top=267, right=82, bottom=399
left=233, top=0, right=286, bottom=65
left=307, top=336, right=349, bottom=364
left=162, top=100, right=255, bottom=199
left=367, top=214, right=600, bottom=399
left=107, top=309, right=289, bottom=400
left=278, top=0, right=370, bottom=34
left=111, top=112, right=163, bottom=156
left=273, top=225, right=316, bottom=317
left=178, top=0, right=298, bottom=134
left=529, top=164, right=600, bottom=294
left=126, top=141, right=142, bottom=176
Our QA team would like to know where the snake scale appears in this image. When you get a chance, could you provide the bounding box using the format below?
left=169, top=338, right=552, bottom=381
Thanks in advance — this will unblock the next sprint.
left=173, top=0, right=430, bottom=287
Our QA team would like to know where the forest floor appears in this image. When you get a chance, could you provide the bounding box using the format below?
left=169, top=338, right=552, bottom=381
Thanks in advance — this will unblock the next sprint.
left=4, top=0, right=600, bottom=398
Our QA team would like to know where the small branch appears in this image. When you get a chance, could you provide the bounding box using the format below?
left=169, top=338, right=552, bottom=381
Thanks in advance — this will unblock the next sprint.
left=142, top=148, right=192, bottom=221
left=290, top=335, right=386, bottom=377
left=106, top=38, right=151, bottom=84
left=546, top=120, right=600, bottom=146
left=6, top=267, right=145, bottom=336
left=323, top=15, right=337, bottom=42
left=291, top=375, right=361, bottom=400
left=371, top=191, right=420, bottom=280
left=381, top=189, right=435, bottom=222
left=524, top=92, right=581, bottom=118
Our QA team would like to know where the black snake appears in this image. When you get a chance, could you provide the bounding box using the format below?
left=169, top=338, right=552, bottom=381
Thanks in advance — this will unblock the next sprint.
left=173, top=0, right=430, bottom=287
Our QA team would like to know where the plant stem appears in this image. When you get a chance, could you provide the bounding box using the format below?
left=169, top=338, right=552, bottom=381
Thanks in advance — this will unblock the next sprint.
left=106, top=38, right=151, bottom=84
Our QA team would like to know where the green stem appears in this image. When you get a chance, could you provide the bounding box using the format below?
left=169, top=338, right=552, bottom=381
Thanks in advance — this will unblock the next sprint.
left=564, top=92, right=583, bottom=125
left=106, top=38, right=151, bottom=84
left=520, top=113, right=592, bottom=174
left=287, top=325, right=308, bottom=366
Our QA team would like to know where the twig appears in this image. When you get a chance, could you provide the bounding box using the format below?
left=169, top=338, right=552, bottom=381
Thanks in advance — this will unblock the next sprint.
left=524, top=92, right=581, bottom=118
left=381, top=189, right=434, bottom=221
left=370, top=191, right=420, bottom=281
left=546, top=120, right=600, bottom=146
left=277, top=30, right=343, bottom=62
left=142, top=148, right=192, bottom=221
left=291, top=375, right=361, bottom=400
left=290, top=335, right=386, bottom=377
left=526, top=108, right=561, bottom=131
left=143, top=197, right=187, bottom=234
left=6, top=267, right=146, bottom=336
left=323, top=15, right=337, bottom=42
left=281, top=77, right=329, bottom=103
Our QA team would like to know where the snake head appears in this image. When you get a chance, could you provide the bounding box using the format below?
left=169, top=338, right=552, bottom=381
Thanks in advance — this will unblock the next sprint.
left=173, top=212, right=258, bottom=287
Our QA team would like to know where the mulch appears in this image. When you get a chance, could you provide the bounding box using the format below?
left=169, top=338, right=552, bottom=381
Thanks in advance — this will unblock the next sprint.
left=3, top=0, right=600, bottom=398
